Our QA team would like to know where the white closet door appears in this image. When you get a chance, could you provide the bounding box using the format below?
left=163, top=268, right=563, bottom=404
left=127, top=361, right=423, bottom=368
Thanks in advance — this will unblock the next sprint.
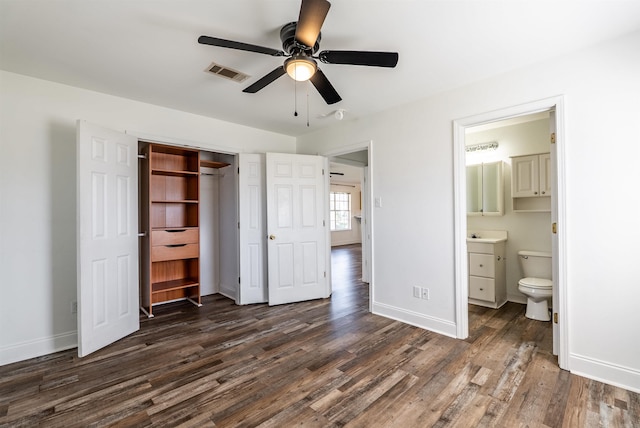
left=266, top=153, right=330, bottom=305
left=76, top=120, right=139, bottom=357
left=238, top=153, right=267, bottom=304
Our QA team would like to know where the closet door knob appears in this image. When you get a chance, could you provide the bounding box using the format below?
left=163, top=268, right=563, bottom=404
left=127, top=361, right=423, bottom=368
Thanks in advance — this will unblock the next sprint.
left=269, top=235, right=276, bottom=240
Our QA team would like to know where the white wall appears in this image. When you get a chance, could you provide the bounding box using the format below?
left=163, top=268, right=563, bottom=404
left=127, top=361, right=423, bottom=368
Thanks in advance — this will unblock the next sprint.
left=297, top=31, right=640, bottom=392
left=466, top=118, right=551, bottom=302
left=0, top=71, right=295, bottom=365
left=330, top=183, right=362, bottom=247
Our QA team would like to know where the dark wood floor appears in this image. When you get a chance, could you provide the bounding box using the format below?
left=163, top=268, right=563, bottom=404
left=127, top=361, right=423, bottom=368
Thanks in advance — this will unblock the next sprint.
left=1, top=244, right=638, bottom=427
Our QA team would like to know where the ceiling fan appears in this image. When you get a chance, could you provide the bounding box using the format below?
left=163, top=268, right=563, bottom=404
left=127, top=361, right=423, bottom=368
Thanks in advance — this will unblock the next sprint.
left=198, top=0, right=399, bottom=105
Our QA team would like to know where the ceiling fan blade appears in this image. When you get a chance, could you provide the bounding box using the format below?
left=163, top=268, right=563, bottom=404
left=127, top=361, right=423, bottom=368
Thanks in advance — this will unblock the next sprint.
left=309, top=68, right=342, bottom=105
left=295, top=0, right=331, bottom=48
left=319, top=50, right=399, bottom=67
left=198, top=36, right=285, bottom=57
left=243, top=66, right=287, bottom=93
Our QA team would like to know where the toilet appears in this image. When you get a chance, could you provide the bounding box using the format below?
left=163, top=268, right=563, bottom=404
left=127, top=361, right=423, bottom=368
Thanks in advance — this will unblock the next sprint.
left=518, top=250, right=553, bottom=321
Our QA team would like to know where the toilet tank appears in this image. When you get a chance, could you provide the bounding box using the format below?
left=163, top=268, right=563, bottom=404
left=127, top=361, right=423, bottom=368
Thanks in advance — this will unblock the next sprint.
left=518, top=250, right=552, bottom=279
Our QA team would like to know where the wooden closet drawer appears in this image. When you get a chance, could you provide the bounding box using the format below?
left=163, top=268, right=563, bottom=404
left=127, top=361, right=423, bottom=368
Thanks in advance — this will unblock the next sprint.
left=152, top=229, right=199, bottom=246
left=151, top=243, right=199, bottom=262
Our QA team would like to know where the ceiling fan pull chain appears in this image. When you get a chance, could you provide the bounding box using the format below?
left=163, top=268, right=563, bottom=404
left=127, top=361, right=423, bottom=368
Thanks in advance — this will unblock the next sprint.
left=294, top=78, right=299, bottom=117
left=306, top=84, right=310, bottom=127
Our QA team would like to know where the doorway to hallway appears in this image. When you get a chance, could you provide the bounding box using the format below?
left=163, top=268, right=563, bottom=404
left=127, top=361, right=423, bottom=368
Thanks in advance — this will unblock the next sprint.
left=330, top=244, right=368, bottom=316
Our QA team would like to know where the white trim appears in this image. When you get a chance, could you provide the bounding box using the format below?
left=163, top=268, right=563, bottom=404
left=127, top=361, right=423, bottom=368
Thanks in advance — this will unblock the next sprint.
left=1, top=331, right=77, bottom=366
left=128, top=130, right=240, bottom=155
left=318, top=140, right=374, bottom=312
left=570, top=353, right=640, bottom=394
left=372, top=302, right=457, bottom=338
left=452, top=96, right=568, bottom=370
left=452, top=118, right=469, bottom=339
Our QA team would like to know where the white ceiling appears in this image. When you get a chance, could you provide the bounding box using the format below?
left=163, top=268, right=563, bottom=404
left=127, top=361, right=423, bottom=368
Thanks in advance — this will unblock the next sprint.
left=2, top=1, right=640, bottom=137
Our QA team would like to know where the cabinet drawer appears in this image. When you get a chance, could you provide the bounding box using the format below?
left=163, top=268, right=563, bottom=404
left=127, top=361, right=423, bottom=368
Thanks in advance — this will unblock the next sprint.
left=467, top=242, right=495, bottom=254
left=152, top=243, right=199, bottom=262
left=469, top=253, right=495, bottom=277
left=152, top=229, right=199, bottom=246
left=469, top=276, right=495, bottom=301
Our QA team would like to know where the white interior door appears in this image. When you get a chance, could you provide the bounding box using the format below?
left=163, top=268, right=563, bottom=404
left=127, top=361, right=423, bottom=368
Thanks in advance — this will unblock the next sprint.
left=238, top=153, right=267, bottom=304
left=77, top=120, right=139, bottom=357
left=266, top=153, right=330, bottom=305
left=218, top=161, right=239, bottom=300
left=550, top=109, right=560, bottom=356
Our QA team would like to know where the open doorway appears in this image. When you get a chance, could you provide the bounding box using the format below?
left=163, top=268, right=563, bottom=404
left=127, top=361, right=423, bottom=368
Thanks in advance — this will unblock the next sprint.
left=320, top=143, right=373, bottom=311
left=453, top=97, right=567, bottom=369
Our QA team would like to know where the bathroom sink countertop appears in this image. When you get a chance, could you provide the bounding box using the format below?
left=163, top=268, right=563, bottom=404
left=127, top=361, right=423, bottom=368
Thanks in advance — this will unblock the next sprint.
left=467, top=230, right=508, bottom=243
left=466, top=237, right=507, bottom=243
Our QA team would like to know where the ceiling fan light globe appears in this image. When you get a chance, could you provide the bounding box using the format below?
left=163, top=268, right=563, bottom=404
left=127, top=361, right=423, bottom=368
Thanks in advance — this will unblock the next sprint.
left=285, top=57, right=317, bottom=81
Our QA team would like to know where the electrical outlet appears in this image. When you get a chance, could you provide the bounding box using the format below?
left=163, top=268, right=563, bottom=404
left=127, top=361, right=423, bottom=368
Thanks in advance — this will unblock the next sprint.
left=71, top=301, right=77, bottom=314
left=413, top=286, right=421, bottom=298
left=421, top=288, right=430, bottom=300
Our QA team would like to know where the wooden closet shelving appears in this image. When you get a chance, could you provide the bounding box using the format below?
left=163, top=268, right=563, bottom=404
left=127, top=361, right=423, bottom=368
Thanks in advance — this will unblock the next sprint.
left=140, top=143, right=202, bottom=317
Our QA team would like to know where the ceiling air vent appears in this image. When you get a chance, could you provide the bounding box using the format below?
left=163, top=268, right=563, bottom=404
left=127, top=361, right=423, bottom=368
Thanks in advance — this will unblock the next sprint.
left=205, top=62, right=250, bottom=83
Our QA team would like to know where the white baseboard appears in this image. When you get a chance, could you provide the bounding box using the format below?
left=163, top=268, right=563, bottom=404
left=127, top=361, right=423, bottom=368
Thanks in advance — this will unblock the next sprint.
left=372, top=301, right=457, bottom=338
left=569, top=353, right=640, bottom=394
left=331, top=240, right=362, bottom=247
left=1, top=331, right=77, bottom=366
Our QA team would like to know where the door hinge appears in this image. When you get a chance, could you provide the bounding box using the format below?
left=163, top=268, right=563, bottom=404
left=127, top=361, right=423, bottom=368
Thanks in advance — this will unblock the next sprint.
left=323, top=220, right=326, bottom=227
left=322, top=168, right=325, bottom=176
left=324, top=271, right=326, bottom=278
left=550, top=132, right=556, bottom=144
left=552, top=222, right=557, bottom=234
left=238, top=222, right=240, bottom=229
left=237, top=167, right=240, bottom=174
left=554, top=312, right=558, bottom=324
left=238, top=277, right=241, bottom=284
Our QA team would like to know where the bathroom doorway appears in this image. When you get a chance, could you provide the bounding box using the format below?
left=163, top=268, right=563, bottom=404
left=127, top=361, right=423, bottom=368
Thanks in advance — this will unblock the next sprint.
left=453, top=97, right=567, bottom=369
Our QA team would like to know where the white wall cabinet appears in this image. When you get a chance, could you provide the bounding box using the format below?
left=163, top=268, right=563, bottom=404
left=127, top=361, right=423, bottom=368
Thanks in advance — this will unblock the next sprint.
left=511, top=153, right=551, bottom=212
left=467, top=161, right=504, bottom=216
left=468, top=241, right=506, bottom=308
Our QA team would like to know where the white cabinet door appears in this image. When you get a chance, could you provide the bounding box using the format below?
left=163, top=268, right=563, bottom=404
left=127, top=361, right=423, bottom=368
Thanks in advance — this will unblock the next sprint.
left=266, top=153, right=330, bottom=305
left=76, top=120, right=139, bottom=357
left=512, top=155, right=539, bottom=197
left=238, top=153, right=267, bottom=304
left=539, top=153, right=552, bottom=196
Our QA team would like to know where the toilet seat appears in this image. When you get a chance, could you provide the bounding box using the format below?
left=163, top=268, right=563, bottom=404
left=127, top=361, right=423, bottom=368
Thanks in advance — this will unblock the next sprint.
left=519, top=277, right=552, bottom=289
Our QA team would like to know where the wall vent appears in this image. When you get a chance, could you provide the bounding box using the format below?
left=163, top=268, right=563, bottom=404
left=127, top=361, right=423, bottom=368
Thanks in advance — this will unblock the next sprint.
left=205, top=62, right=250, bottom=83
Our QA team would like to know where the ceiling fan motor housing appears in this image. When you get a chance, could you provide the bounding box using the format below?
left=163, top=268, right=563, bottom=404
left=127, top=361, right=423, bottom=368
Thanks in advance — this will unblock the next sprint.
left=280, top=22, right=320, bottom=55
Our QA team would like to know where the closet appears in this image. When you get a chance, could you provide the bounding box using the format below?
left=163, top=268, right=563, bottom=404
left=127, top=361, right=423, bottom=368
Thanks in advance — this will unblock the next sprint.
left=139, top=141, right=236, bottom=317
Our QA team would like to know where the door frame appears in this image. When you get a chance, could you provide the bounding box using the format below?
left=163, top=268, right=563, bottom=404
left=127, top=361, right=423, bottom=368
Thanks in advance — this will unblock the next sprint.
left=319, top=140, right=374, bottom=312
left=452, top=96, right=568, bottom=369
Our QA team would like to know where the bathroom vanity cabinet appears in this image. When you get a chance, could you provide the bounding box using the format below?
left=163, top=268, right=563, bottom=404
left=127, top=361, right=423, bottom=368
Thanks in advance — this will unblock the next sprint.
left=468, top=240, right=506, bottom=308
left=511, top=153, right=551, bottom=212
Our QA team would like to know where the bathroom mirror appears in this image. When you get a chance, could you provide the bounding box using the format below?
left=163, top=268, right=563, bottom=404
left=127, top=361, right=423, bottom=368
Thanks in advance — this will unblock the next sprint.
left=466, top=161, right=503, bottom=216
